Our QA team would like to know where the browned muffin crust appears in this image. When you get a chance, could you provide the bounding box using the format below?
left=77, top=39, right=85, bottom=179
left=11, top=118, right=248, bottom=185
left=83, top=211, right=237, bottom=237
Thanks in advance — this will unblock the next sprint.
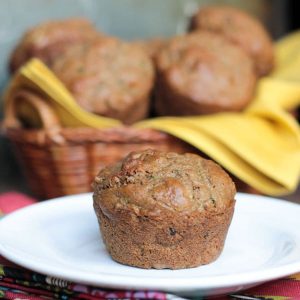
left=190, top=5, right=274, bottom=76
left=93, top=149, right=236, bottom=269
left=51, top=37, right=154, bottom=124
left=9, top=18, right=100, bottom=72
left=155, top=31, right=256, bottom=116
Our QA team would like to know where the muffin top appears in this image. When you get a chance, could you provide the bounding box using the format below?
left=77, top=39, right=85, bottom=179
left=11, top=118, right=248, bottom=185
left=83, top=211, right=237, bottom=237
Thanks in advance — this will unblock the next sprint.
left=51, top=37, right=154, bottom=122
left=155, top=31, right=256, bottom=113
left=93, top=149, right=236, bottom=218
left=190, top=5, right=274, bottom=76
left=9, top=18, right=100, bottom=72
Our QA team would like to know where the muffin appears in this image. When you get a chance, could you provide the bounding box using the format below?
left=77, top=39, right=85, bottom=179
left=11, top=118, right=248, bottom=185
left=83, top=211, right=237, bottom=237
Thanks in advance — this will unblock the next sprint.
left=93, top=149, right=236, bottom=269
left=133, top=38, right=168, bottom=59
left=51, top=37, right=154, bottom=124
left=155, top=31, right=256, bottom=116
left=190, top=5, right=274, bottom=77
left=9, top=18, right=100, bottom=72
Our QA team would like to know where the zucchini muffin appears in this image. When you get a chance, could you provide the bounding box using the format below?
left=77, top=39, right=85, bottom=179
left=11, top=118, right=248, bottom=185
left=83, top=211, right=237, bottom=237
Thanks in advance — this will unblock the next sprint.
left=190, top=5, right=274, bottom=76
left=9, top=18, right=100, bottom=72
left=51, top=37, right=154, bottom=124
left=155, top=31, right=256, bottom=116
left=93, top=149, right=236, bottom=269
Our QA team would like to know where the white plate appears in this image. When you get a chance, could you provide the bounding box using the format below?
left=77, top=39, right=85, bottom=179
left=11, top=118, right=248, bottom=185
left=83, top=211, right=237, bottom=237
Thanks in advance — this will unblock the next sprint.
left=1, top=193, right=300, bottom=297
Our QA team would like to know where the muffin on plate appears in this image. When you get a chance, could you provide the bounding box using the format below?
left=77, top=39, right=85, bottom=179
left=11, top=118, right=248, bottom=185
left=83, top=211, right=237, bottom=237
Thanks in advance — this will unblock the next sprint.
left=190, top=5, right=274, bottom=77
left=154, top=31, right=256, bottom=116
left=9, top=18, right=100, bottom=72
left=51, top=37, right=154, bottom=124
left=93, top=149, right=236, bottom=269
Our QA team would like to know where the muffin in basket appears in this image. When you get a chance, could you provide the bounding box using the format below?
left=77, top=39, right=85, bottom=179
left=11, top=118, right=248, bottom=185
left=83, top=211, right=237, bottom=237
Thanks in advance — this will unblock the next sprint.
left=190, top=5, right=274, bottom=77
left=154, top=31, right=256, bottom=116
left=9, top=18, right=100, bottom=72
left=51, top=37, right=154, bottom=124
left=93, top=149, right=236, bottom=269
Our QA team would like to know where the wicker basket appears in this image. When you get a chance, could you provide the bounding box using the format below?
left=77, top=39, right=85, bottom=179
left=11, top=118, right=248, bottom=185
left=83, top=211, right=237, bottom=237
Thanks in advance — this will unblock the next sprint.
left=3, top=89, right=257, bottom=199
left=3, top=90, right=197, bottom=199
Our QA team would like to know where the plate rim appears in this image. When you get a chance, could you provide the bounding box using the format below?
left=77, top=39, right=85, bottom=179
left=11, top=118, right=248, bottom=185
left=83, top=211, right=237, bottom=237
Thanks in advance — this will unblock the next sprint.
left=1, top=192, right=300, bottom=292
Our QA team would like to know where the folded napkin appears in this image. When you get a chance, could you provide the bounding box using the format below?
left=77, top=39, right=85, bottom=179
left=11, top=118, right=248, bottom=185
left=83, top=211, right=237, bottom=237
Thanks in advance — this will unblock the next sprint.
left=1, top=192, right=300, bottom=300
left=3, top=31, right=300, bottom=196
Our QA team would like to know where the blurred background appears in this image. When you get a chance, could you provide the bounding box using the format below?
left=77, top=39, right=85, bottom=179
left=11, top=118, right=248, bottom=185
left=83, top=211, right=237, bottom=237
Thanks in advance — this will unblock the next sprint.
left=0, top=0, right=299, bottom=199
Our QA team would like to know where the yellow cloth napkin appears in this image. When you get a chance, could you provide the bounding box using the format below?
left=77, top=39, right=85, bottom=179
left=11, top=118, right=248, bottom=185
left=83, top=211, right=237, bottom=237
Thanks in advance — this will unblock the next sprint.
left=3, top=32, right=300, bottom=196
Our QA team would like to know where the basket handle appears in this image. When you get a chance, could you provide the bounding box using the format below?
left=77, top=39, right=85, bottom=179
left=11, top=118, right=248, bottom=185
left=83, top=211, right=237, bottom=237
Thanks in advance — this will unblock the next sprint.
left=3, top=89, right=66, bottom=144
left=3, top=89, right=62, bottom=130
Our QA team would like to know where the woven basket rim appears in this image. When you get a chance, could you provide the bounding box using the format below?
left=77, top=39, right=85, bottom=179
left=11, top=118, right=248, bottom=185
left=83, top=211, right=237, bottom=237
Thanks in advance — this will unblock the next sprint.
left=4, top=126, right=174, bottom=146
